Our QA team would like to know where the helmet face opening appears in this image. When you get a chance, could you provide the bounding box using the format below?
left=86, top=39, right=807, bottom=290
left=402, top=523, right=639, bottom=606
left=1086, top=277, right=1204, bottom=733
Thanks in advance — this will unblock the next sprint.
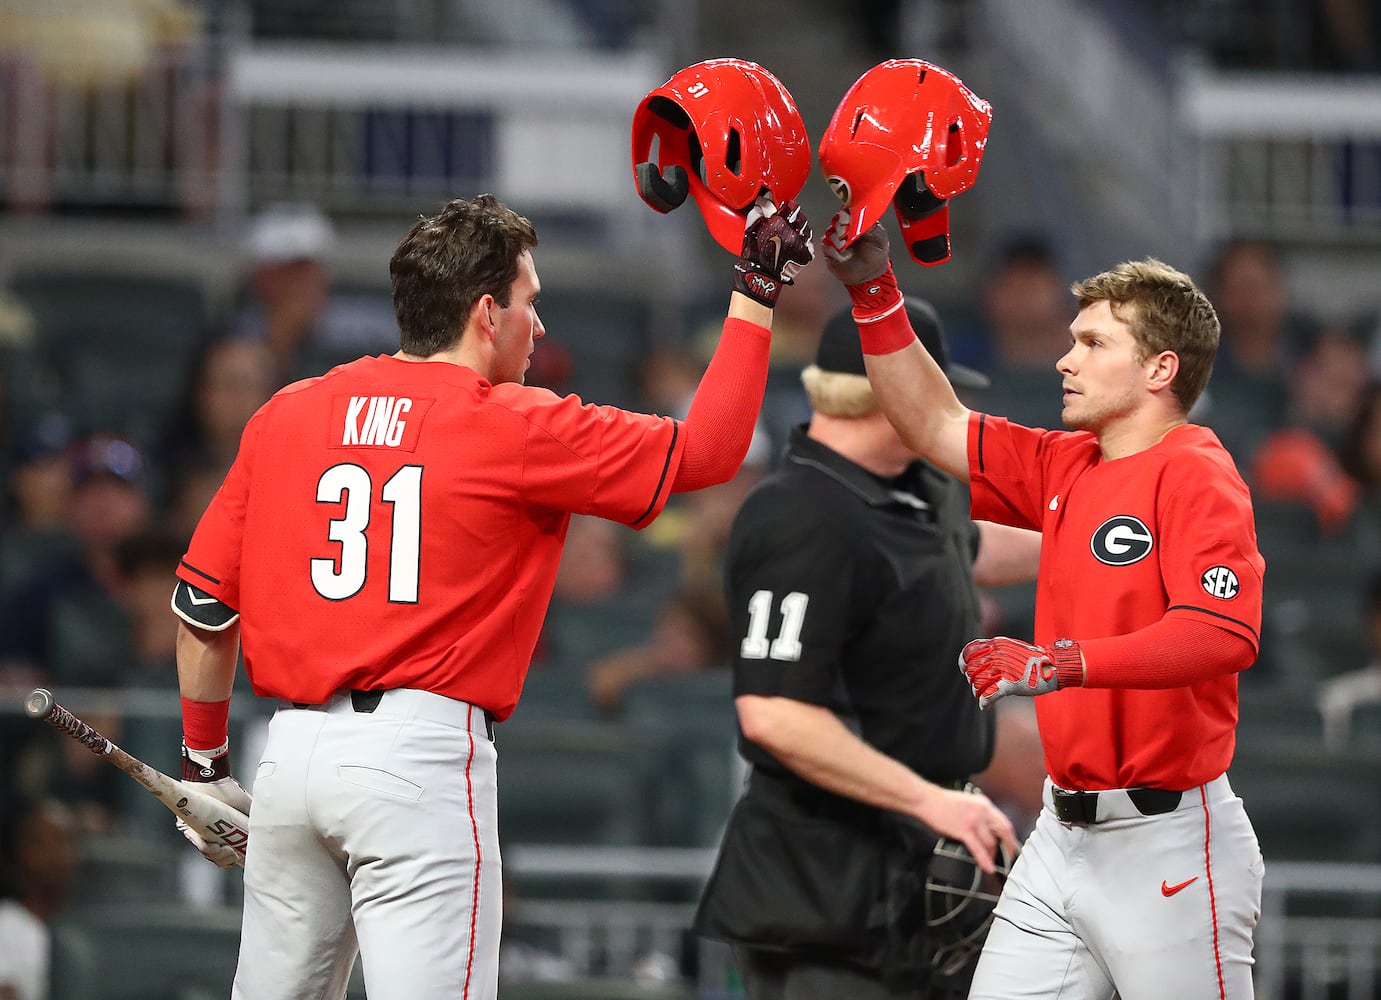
left=631, top=59, right=809, bottom=253
left=818, top=59, right=992, bottom=266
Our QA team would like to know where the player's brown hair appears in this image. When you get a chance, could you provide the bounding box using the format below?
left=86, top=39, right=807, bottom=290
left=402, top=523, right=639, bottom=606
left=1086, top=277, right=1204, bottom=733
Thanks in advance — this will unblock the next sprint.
left=1070, top=258, right=1220, bottom=413
left=389, top=194, right=539, bottom=357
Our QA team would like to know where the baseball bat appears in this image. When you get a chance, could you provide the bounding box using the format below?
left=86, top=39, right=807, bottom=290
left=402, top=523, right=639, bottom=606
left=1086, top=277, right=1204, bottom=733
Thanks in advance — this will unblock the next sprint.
left=24, top=687, right=249, bottom=868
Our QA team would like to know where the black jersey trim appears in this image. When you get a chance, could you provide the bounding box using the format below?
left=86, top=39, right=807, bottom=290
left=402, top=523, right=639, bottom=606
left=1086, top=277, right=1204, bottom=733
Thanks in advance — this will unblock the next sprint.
left=976, top=413, right=987, bottom=474
left=631, top=419, right=679, bottom=528
left=179, top=559, right=222, bottom=586
left=1167, top=604, right=1260, bottom=643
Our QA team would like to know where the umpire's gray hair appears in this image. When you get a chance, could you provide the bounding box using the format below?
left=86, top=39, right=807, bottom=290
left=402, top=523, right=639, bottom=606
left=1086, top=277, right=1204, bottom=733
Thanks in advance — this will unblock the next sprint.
left=800, top=364, right=878, bottom=418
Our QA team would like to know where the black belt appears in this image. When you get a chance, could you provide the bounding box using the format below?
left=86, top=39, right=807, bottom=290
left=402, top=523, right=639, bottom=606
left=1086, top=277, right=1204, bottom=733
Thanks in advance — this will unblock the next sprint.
left=290, top=690, right=495, bottom=741
left=1050, top=787, right=1182, bottom=825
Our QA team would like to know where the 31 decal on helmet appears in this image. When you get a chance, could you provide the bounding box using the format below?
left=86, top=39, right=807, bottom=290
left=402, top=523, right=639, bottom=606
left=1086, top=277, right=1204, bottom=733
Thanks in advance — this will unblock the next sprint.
left=631, top=59, right=811, bottom=253
left=818, top=59, right=992, bottom=267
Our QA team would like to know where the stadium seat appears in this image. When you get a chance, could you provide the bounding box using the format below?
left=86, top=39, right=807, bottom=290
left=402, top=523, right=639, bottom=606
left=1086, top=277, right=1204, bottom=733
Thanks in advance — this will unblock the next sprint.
left=621, top=671, right=742, bottom=849
left=1258, top=544, right=1370, bottom=689
left=1228, top=741, right=1381, bottom=864
left=495, top=718, right=657, bottom=847
left=498, top=979, right=691, bottom=1000
left=517, top=665, right=600, bottom=721
left=9, top=269, right=210, bottom=443
left=1235, top=683, right=1326, bottom=746
left=48, top=904, right=243, bottom=1000
left=50, top=901, right=369, bottom=1000
left=74, top=832, right=179, bottom=905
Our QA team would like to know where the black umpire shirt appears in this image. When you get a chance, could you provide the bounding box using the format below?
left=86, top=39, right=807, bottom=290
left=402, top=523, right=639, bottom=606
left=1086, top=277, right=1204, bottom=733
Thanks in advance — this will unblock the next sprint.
left=728, top=426, right=995, bottom=785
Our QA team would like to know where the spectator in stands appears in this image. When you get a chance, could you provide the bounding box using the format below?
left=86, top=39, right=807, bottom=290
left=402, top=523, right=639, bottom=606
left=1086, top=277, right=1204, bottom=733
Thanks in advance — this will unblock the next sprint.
left=534, top=515, right=635, bottom=673
left=1250, top=325, right=1370, bottom=535
left=2, top=412, right=75, bottom=536
left=650, top=436, right=772, bottom=594
left=0, top=798, right=79, bottom=1000
left=231, top=203, right=395, bottom=385
left=160, top=335, right=274, bottom=479
left=0, top=415, right=80, bottom=635
left=1340, top=381, right=1381, bottom=497
left=1318, top=570, right=1381, bottom=749
left=1199, top=239, right=1317, bottom=462
left=586, top=580, right=734, bottom=717
left=113, top=529, right=190, bottom=689
left=1207, top=240, right=1313, bottom=379
left=959, top=235, right=1072, bottom=429
left=0, top=434, right=152, bottom=686
left=1313, top=0, right=1379, bottom=72
left=156, top=334, right=275, bottom=525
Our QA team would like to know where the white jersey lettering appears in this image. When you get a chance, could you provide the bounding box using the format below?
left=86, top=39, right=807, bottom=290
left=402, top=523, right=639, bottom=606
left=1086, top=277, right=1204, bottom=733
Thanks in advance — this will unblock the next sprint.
left=385, top=398, right=412, bottom=447
left=342, top=396, right=369, bottom=445
left=342, top=396, right=416, bottom=448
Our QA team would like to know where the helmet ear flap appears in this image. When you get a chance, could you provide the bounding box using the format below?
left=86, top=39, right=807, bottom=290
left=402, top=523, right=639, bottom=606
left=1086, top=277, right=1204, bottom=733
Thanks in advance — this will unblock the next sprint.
left=894, top=173, right=945, bottom=220
left=635, top=162, right=690, bottom=214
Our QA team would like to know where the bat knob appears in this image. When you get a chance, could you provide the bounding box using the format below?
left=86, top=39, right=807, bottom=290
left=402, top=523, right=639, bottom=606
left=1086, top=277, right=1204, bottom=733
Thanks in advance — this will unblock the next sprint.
left=24, top=688, right=55, bottom=720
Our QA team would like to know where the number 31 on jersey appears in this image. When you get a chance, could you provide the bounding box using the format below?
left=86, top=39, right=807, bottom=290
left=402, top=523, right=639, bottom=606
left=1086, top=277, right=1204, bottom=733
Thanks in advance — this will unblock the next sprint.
left=740, top=590, right=808, bottom=661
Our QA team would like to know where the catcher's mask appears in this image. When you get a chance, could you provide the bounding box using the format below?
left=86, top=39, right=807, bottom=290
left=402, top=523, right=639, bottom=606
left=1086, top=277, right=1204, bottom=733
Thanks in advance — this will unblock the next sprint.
left=818, top=59, right=992, bottom=266
left=925, top=835, right=1012, bottom=977
left=631, top=58, right=810, bottom=253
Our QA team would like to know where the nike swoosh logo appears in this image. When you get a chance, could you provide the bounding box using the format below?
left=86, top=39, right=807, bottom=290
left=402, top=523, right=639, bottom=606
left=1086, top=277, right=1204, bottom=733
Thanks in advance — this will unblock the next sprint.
left=767, top=235, right=783, bottom=270
left=185, top=584, right=218, bottom=606
left=1161, top=876, right=1198, bottom=897
left=1049, top=495, right=1060, bottom=511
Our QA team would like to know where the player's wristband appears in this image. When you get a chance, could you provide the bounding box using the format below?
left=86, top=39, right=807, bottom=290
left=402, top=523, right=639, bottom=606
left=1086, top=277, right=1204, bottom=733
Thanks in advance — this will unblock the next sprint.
left=855, top=296, right=919, bottom=357
left=1049, top=638, right=1086, bottom=689
left=845, top=260, right=903, bottom=319
left=182, top=696, right=231, bottom=755
left=182, top=741, right=232, bottom=782
left=732, top=265, right=782, bottom=308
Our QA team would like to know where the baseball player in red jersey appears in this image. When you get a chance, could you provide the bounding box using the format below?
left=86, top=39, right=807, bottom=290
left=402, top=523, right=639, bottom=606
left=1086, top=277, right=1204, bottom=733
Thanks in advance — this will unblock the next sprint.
left=822, top=218, right=1264, bottom=1000
left=166, top=190, right=813, bottom=1000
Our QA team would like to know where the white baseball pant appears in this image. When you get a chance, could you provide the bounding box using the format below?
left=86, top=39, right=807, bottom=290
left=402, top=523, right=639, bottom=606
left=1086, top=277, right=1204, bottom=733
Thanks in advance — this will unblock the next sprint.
left=231, top=688, right=501, bottom=1000
left=968, top=774, right=1263, bottom=1000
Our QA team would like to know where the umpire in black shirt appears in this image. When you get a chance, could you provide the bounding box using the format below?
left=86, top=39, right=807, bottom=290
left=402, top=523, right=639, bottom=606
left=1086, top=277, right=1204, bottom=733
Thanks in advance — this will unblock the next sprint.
left=695, top=301, right=1040, bottom=999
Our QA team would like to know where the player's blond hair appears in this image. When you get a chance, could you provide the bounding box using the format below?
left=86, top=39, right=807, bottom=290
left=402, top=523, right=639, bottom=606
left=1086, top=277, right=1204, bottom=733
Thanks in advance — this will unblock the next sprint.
left=390, top=194, right=538, bottom=357
left=800, top=365, right=879, bottom=418
left=1070, top=258, right=1220, bottom=413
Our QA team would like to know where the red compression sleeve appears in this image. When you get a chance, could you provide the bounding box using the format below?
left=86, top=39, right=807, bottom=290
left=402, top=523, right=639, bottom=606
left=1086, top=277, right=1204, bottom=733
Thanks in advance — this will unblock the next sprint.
left=671, top=317, right=772, bottom=493
left=1079, top=617, right=1257, bottom=688
left=182, top=696, right=231, bottom=753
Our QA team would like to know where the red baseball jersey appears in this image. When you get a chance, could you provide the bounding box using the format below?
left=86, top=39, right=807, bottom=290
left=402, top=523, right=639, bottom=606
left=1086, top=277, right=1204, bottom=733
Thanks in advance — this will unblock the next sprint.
left=968, top=415, right=1264, bottom=790
left=177, top=355, right=685, bottom=718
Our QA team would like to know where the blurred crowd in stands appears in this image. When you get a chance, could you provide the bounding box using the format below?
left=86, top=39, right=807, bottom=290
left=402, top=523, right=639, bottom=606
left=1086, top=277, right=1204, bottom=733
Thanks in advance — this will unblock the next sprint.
left=3, top=200, right=1381, bottom=843
left=1, top=3, right=1380, bottom=993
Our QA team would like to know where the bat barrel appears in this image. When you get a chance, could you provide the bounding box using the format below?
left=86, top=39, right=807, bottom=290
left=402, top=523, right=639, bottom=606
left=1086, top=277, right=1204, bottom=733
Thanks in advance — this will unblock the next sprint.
left=24, top=687, right=55, bottom=720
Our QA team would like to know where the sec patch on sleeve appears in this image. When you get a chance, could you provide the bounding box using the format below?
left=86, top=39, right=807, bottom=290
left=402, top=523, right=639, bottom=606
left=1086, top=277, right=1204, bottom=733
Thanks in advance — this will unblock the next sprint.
left=1200, top=565, right=1240, bottom=600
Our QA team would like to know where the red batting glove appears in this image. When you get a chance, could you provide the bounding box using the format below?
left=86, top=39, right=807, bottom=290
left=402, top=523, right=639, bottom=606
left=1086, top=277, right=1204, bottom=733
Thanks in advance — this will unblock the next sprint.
left=959, top=637, right=1085, bottom=709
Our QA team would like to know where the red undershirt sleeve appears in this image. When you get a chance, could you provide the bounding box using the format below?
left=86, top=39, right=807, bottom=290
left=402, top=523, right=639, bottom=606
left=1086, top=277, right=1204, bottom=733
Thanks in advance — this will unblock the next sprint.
left=1079, top=617, right=1257, bottom=688
left=670, top=316, right=772, bottom=493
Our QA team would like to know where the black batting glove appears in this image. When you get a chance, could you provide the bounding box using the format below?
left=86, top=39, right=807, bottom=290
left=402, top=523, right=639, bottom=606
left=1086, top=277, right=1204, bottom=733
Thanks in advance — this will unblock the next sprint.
left=732, top=197, right=815, bottom=308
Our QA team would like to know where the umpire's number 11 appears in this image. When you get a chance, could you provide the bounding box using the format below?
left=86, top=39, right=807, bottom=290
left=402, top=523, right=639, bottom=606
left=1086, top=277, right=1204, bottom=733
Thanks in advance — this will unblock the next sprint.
left=740, top=590, right=808, bottom=661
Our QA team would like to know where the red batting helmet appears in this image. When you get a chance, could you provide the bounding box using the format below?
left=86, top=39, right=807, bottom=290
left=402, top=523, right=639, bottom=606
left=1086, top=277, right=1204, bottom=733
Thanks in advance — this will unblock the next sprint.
left=818, top=59, right=992, bottom=266
left=631, top=59, right=811, bottom=253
